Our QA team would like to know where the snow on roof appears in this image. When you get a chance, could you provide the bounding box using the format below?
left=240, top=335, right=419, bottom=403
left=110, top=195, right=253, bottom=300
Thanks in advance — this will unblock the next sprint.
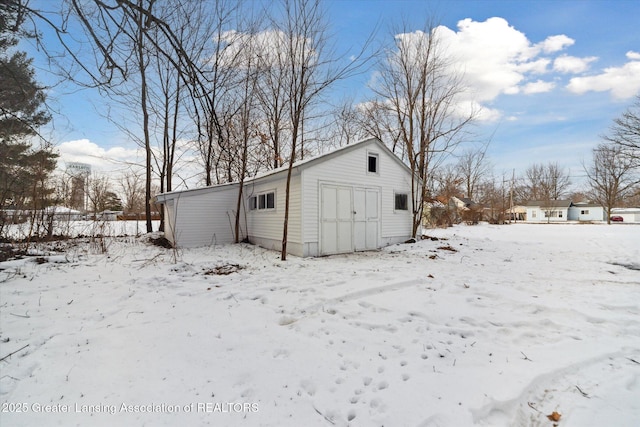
left=45, top=206, right=83, bottom=214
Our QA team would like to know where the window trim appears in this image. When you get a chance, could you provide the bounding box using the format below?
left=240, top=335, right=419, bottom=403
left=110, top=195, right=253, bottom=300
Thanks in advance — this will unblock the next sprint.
left=249, top=190, right=276, bottom=212
left=367, top=151, right=379, bottom=175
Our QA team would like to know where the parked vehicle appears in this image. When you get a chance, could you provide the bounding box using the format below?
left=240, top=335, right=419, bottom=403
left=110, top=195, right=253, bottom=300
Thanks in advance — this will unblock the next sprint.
left=610, top=215, right=624, bottom=222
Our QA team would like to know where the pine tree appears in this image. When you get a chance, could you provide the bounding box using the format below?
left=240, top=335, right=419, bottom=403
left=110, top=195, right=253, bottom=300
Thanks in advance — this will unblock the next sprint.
left=1, top=1, right=58, bottom=237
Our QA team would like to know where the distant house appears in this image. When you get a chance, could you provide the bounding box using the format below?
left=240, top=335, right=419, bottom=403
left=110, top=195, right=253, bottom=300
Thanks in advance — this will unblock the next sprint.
left=97, top=210, right=124, bottom=221
left=525, top=200, right=605, bottom=222
left=505, top=205, right=527, bottom=221
left=609, top=207, right=640, bottom=223
left=45, top=206, right=84, bottom=221
left=155, top=137, right=416, bottom=257
left=567, top=203, right=605, bottom=222
left=449, top=196, right=482, bottom=223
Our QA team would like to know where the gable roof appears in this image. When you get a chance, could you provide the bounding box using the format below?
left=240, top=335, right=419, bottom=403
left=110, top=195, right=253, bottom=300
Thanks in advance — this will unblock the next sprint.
left=242, top=137, right=411, bottom=182
left=156, top=137, right=412, bottom=203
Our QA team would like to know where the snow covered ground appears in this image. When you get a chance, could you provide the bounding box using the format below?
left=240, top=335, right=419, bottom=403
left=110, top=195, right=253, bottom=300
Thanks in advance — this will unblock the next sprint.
left=1, top=223, right=638, bottom=426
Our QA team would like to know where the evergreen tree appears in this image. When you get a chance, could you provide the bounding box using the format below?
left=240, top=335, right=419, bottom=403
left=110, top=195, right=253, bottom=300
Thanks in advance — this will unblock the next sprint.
left=1, top=1, right=57, bottom=236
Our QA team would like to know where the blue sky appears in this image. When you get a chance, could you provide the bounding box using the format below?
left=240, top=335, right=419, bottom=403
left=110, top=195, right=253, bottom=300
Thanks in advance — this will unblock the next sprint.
left=26, top=0, right=640, bottom=188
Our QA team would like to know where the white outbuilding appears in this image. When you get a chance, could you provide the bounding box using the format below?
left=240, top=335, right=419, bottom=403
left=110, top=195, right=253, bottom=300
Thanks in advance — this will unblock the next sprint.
left=610, top=207, right=640, bottom=223
left=155, top=137, right=416, bottom=257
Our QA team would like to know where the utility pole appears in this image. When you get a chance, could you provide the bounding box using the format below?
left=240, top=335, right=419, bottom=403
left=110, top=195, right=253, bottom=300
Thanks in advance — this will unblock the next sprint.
left=509, top=169, right=515, bottom=224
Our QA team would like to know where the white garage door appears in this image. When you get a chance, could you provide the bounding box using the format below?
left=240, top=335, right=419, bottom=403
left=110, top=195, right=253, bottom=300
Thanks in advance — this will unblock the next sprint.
left=320, top=184, right=379, bottom=255
left=354, top=188, right=379, bottom=251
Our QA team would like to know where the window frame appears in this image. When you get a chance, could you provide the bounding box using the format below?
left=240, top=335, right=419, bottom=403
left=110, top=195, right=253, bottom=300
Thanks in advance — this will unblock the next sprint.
left=367, top=151, right=379, bottom=175
left=249, top=190, right=276, bottom=212
left=394, top=192, right=409, bottom=212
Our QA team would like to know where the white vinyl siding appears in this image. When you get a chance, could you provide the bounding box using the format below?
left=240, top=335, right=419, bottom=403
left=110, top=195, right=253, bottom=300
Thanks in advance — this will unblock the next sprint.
left=158, top=138, right=414, bottom=256
left=245, top=172, right=302, bottom=253
left=164, top=185, right=242, bottom=247
left=301, top=140, right=413, bottom=250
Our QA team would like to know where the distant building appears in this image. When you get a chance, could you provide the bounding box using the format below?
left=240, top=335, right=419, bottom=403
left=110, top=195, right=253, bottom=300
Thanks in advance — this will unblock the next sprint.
left=66, top=162, right=91, bottom=211
left=525, top=200, right=605, bottom=222
left=155, top=137, right=414, bottom=256
left=609, top=207, right=640, bottom=223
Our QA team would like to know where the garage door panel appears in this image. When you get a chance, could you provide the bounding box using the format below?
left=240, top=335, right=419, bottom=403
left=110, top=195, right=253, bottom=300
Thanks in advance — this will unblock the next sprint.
left=366, top=190, right=379, bottom=220
left=322, top=222, right=337, bottom=254
left=337, top=187, right=352, bottom=220
left=337, top=222, right=352, bottom=253
left=366, top=221, right=378, bottom=250
left=322, top=186, right=337, bottom=220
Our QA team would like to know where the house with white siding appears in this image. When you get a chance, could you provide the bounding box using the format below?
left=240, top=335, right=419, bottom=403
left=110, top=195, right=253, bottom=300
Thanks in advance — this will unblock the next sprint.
left=525, top=200, right=572, bottom=222
left=567, top=203, right=605, bottom=221
left=155, top=137, right=416, bottom=257
left=525, top=200, right=605, bottom=222
left=609, top=207, right=640, bottom=223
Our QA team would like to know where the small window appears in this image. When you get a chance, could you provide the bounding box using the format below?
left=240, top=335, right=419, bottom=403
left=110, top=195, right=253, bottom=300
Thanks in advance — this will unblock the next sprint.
left=395, top=193, right=408, bottom=211
left=581, top=209, right=589, bottom=215
left=254, top=191, right=275, bottom=211
left=367, top=153, right=379, bottom=174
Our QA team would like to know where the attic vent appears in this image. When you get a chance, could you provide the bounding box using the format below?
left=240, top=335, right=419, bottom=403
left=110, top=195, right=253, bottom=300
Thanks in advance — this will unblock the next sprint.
left=367, top=152, right=379, bottom=174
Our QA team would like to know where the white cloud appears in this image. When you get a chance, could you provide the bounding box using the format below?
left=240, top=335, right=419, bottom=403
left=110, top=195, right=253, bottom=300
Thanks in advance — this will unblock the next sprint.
left=553, top=55, right=598, bottom=73
left=57, top=139, right=144, bottom=173
left=514, top=58, right=551, bottom=74
left=627, top=51, right=640, bottom=60
left=536, top=34, right=574, bottom=53
left=474, top=104, right=502, bottom=122
left=432, top=17, right=574, bottom=105
left=435, top=18, right=531, bottom=102
left=566, top=60, right=640, bottom=100
left=522, top=80, right=556, bottom=94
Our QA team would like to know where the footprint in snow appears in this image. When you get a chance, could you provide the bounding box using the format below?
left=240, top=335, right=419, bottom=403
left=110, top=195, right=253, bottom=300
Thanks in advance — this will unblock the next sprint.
left=272, top=348, right=289, bottom=359
left=299, top=379, right=316, bottom=396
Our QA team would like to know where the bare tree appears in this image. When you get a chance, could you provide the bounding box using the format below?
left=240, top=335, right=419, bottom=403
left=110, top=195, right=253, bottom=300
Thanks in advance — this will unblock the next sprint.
left=86, top=173, right=112, bottom=215
left=585, top=143, right=639, bottom=223
left=603, top=94, right=640, bottom=165
left=519, top=162, right=571, bottom=202
left=456, top=142, right=491, bottom=200
left=118, top=169, right=145, bottom=215
left=518, top=162, right=571, bottom=222
left=14, top=0, right=244, bottom=230
left=267, top=0, right=372, bottom=260
left=328, top=98, right=367, bottom=147
left=430, top=164, right=463, bottom=226
left=255, top=27, right=291, bottom=170
left=371, top=20, right=477, bottom=237
left=476, top=175, right=508, bottom=224
left=229, top=24, right=261, bottom=243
